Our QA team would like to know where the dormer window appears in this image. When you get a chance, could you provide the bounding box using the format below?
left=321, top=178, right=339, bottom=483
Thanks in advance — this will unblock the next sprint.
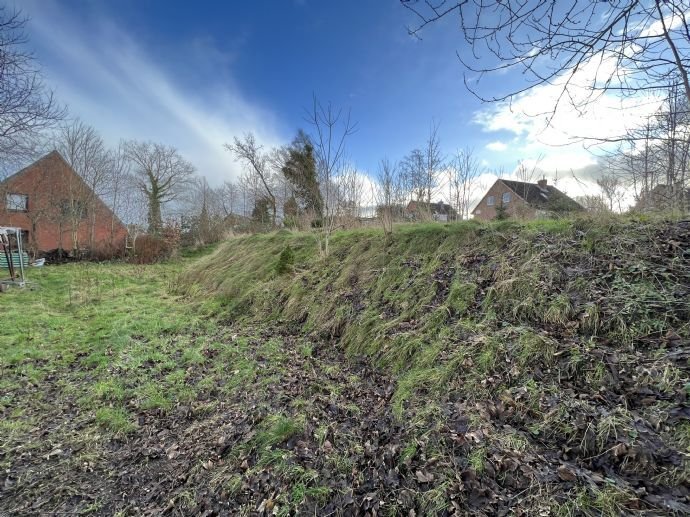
left=487, top=195, right=495, bottom=206
left=6, top=193, right=28, bottom=212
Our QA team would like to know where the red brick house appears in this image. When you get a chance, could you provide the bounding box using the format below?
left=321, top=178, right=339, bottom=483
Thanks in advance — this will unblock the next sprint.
left=0, top=151, right=127, bottom=256
left=472, top=178, right=583, bottom=221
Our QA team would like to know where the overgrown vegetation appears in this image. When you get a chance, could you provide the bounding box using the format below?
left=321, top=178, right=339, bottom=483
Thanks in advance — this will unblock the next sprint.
left=178, top=215, right=690, bottom=514
left=2, top=216, right=689, bottom=515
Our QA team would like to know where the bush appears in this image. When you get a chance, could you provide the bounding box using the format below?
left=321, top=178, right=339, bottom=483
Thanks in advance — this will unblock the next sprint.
left=130, top=222, right=181, bottom=264
left=494, top=203, right=508, bottom=220
left=89, top=241, right=125, bottom=261
left=130, top=235, right=168, bottom=264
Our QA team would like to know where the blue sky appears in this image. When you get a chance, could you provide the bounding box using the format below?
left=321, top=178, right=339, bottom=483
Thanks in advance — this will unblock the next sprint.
left=18, top=0, right=646, bottom=196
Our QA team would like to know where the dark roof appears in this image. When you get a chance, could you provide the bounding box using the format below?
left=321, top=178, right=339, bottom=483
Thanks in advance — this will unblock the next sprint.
left=500, top=179, right=583, bottom=211
left=407, top=200, right=456, bottom=214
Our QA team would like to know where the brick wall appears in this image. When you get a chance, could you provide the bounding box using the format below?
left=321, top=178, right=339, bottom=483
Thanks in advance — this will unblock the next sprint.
left=472, top=180, right=536, bottom=221
left=0, top=151, right=127, bottom=255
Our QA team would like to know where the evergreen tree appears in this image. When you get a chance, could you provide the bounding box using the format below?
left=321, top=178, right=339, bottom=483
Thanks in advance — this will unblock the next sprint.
left=284, top=196, right=299, bottom=218
left=252, top=197, right=271, bottom=227
left=494, top=201, right=508, bottom=220
left=281, top=130, right=323, bottom=218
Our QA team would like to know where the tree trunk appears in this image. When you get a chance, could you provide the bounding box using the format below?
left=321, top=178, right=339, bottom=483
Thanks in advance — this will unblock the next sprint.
left=148, top=193, right=162, bottom=234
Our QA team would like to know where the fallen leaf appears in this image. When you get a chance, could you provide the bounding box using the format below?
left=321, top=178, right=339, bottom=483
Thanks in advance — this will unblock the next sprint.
left=557, top=465, right=576, bottom=482
left=416, top=470, right=434, bottom=483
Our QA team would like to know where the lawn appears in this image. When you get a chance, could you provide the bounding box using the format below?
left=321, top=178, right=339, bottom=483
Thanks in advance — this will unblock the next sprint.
left=0, top=258, right=223, bottom=513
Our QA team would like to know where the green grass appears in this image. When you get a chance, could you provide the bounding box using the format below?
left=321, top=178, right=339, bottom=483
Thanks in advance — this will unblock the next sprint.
left=2, top=216, right=688, bottom=515
left=0, top=258, right=211, bottom=447
left=256, top=414, right=304, bottom=449
left=95, top=407, right=136, bottom=435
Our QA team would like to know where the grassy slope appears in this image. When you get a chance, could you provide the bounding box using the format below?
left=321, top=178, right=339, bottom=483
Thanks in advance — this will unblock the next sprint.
left=2, top=218, right=689, bottom=515
left=180, top=216, right=690, bottom=514
left=2, top=253, right=428, bottom=515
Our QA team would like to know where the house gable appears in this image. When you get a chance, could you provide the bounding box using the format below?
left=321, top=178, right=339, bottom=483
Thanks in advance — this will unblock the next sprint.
left=0, top=151, right=127, bottom=254
left=472, top=178, right=582, bottom=221
left=471, top=179, right=532, bottom=220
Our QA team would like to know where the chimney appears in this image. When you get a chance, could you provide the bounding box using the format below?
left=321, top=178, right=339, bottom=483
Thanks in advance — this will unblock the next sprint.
left=537, top=178, right=548, bottom=189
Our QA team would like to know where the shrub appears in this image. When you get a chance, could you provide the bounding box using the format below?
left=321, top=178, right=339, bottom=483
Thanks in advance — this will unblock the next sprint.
left=89, top=241, right=125, bottom=261
left=130, top=221, right=181, bottom=264
left=494, top=202, right=508, bottom=220
left=131, top=234, right=168, bottom=264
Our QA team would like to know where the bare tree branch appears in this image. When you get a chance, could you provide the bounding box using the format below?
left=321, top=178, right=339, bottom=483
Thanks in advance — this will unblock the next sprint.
left=401, top=0, right=690, bottom=127
left=0, top=7, right=65, bottom=169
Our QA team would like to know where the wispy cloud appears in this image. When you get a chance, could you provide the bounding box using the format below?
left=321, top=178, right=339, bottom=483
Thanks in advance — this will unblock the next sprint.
left=22, top=0, right=285, bottom=184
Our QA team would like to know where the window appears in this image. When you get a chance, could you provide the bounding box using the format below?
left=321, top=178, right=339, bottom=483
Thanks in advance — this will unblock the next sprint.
left=6, top=193, right=28, bottom=212
left=502, top=192, right=511, bottom=204
left=487, top=195, right=495, bottom=206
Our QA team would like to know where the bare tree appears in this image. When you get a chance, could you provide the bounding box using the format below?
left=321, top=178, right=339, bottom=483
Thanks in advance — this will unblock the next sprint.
left=448, top=147, right=481, bottom=220
left=423, top=120, right=444, bottom=205
left=339, top=164, right=366, bottom=225
left=105, top=141, right=131, bottom=248
left=514, top=156, right=544, bottom=184
left=597, top=173, right=625, bottom=213
left=575, top=194, right=611, bottom=214
left=225, top=133, right=278, bottom=227
left=307, top=96, right=357, bottom=257
left=183, top=176, right=225, bottom=245
left=375, top=158, right=404, bottom=235
left=401, top=121, right=444, bottom=220
left=402, top=0, right=690, bottom=122
left=219, top=180, right=239, bottom=217
left=54, top=120, right=112, bottom=252
left=0, top=7, right=65, bottom=170
left=604, top=83, right=690, bottom=212
left=400, top=148, right=426, bottom=204
left=238, top=171, right=257, bottom=219
left=124, top=140, right=195, bottom=234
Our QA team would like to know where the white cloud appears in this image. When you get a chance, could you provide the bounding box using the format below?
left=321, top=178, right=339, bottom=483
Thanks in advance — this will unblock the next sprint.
left=485, top=141, right=507, bottom=152
left=639, top=7, right=690, bottom=38
left=472, top=49, right=664, bottom=172
left=22, top=1, right=285, bottom=185
left=516, top=152, right=598, bottom=174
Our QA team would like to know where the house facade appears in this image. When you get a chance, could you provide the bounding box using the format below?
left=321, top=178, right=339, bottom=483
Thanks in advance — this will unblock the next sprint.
left=0, top=151, right=127, bottom=256
left=406, top=200, right=458, bottom=222
left=472, top=179, right=583, bottom=221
